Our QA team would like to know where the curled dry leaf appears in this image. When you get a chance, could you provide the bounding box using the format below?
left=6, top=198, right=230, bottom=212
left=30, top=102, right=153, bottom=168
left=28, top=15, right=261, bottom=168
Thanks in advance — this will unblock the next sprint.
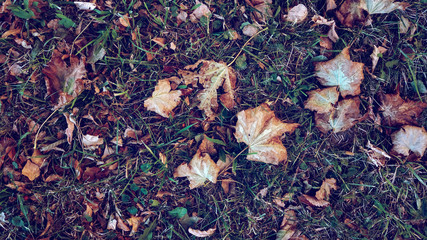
left=188, top=227, right=216, bottom=238
left=315, top=178, right=338, bottom=201
left=234, top=103, right=300, bottom=165
left=379, top=93, right=427, bottom=127
left=315, top=47, right=364, bottom=97
left=42, top=50, right=87, bottom=109
left=370, top=46, right=387, bottom=72
left=304, top=87, right=339, bottom=114
left=82, top=134, right=103, bottom=150
left=179, top=60, right=237, bottom=120
left=127, top=216, right=142, bottom=236
left=326, top=0, right=337, bottom=11
left=248, top=0, right=273, bottom=23
left=392, top=125, right=427, bottom=157
left=116, top=213, right=130, bottom=231
left=63, top=112, right=76, bottom=144
left=311, top=15, right=339, bottom=43
left=315, top=98, right=362, bottom=133
left=144, top=79, right=182, bottom=118
left=286, top=4, right=308, bottom=24
left=176, top=11, right=188, bottom=25
left=174, top=151, right=220, bottom=189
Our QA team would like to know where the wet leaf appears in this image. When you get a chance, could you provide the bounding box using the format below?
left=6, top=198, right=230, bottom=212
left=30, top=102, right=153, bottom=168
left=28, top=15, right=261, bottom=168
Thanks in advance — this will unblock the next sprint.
left=234, top=103, right=300, bottom=165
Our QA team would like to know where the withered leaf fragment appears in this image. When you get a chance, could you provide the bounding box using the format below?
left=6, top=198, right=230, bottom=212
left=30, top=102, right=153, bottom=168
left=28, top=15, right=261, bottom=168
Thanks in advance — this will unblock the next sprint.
left=304, top=87, right=339, bottom=114
left=315, top=47, right=364, bottom=97
left=234, top=103, right=300, bottom=165
left=42, top=50, right=87, bottom=110
left=286, top=4, right=308, bottom=24
left=188, top=227, right=216, bottom=237
left=392, top=125, right=427, bottom=157
left=315, top=178, right=338, bottom=201
left=315, top=98, right=362, bottom=133
left=22, top=160, right=40, bottom=181
left=379, top=93, right=427, bottom=126
left=361, top=141, right=390, bottom=167
left=370, top=46, right=387, bottom=72
left=144, top=79, right=182, bottom=118
left=174, top=151, right=220, bottom=189
left=180, top=60, right=237, bottom=120
left=276, top=208, right=297, bottom=240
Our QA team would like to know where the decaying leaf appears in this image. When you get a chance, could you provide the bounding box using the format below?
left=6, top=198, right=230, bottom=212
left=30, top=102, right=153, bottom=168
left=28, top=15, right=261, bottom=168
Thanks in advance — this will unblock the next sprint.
left=298, top=194, right=330, bottom=207
left=365, top=0, right=409, bottom=14
left=234, top=103, right=300, bottom=165
left=190, top=1, right=211, bottom=23
left=174, top=151, right=220, bottom=189
left=392, top=125, right=427, bottom=157
left=276, top=208, right=297, bottom=240
left=64, top=112, right=76, bottom=144
left=304, top=87, right=339, bottom=114
left=188, top=227, right=216, bottom=237
left=116, top=213, right=130, bottom=231
left=82, top=134, right=103, bottom=150
left=379, top=93, right=427, bottom=126
left=42, top=50, right=87, bottom=109
left=22, top=160, right=40, bottom=181
left=315, top=178, right=338, bottom=201
left=242, top=24, right=259, bottom=37
left=315, top=47, right=364, bottom=97
left=144, top=79, right=182, bottom=118
left=286, top=4, right=308, bottom=24
left=180, top=60, right=237, bottom=120
left=361, top=141, right=390, bottom=167
left=315, top=98, right=362, bottom=133
left=326, top=0, right=337, bottom=11
left=247, top=0, right=273, bottom=23
left=127, top=216, right=142, bottom=236
left=370, top=46, right=387, bottom=72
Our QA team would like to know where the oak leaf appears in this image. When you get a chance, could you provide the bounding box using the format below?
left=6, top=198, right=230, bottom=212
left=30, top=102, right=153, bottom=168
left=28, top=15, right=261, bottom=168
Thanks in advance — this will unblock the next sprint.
left=188, top=227, right=216, bottom=237
left=144, top=79, right=182, bottom=118
left=304, top=87, right=339, bottom=114
left=42, top=50, right=87, bottom=109
left=315, top=47, right=364, bottom=97
left=315, top=178, right=338, bottom=201
left=315, top=98, right=362, bottom=133
left=392, top=125, right=427, bottom=157
left=234, top=103, right=300, bottom=165
left=180, top=60, right=237, bottom=120
left=379, top=93, right=427, bottom=126
left=174, top=151, right=220, bottom=189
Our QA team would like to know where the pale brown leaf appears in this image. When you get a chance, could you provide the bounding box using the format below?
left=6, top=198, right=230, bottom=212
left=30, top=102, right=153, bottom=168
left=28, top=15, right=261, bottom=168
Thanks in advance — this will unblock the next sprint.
left=392, top=125, right=427, bottom=157
left=82, top=134, right=103, bottom=150
left=370, top=46, right=387, bottom=72
left=22, top=160, right=40, bottom=181
left=379, top=93, right=427, bottom=127
left=144, top=79, right=182, bottom=118
left=299, top=194, right=330, bottom=207
left=276, top=209, right=297, bottom=240
left=188, top=227, right=216, bottom=237
left=304, top=87, right=339, bottom=114
left=315, top=98, right=362, bottom=133
left=286, top=4, right=308, bottom=24
left=315, top=178, right=338, bottom=201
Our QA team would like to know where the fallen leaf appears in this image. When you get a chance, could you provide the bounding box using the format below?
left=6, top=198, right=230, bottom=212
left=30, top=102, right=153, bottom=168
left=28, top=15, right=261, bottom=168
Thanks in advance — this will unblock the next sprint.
left=365, top=0, right=409, bottom=14
left=315, top=178, right=338, bottom=201
left=361, top=141, right=390, bottom=167
left=42, top=50, right=87, bottom=109
left=315, top=47, right=364, bottom=97
left=116, top=213, right=130, bottom=231
left=63, top=112, right=76, bottom=144
left=45, top=174, right=63, bottom=182
left=399, top=16, right=410, bottom=34
left=107, top=215, right=117, bottom=230
left=234, top=103, right=300, bottom=165
left=22, top=160, right=40, bottom=181
left=82, top=134, right=103, bottom=150
left=276, top=208, right=297, bottom=240
left=174, top=151, right=220, bottom=189
left=119, top=14, right=131, bottom=27
left=242, top=24, right=259, bottom=37
left=31, top=149, right=45, bottom=167
left=190, top=2, right=211, bottom=23
left=250, top=0, right=273, bottom=23
left=74, top=2, right=96, bottom=11
left=312, top=15, right=339, bottom=42
left=152, top=37, right=166, bottom=47
left=198, top=135, right=217, bottom=155
left=127, top=216, right=142, bottom=236
left=180, top=60, right=237, bottom=120
left=298, top=194, right=330, bottom=207
left=188, top=227, right=216, bottom=237
left=392, top=125, right=427, bottom=157
left=315, top=98, right=362, bottom=133
left=286, top=4, right=308, bottom=24
left=159, top=152, right=167, bottom=167
left=144, top=79, right=182, bottom=118
left=304, top=87, right=339, bottom=114
left=379, top=93, right=427, bottom=126
left=370, top=46, right=387, bottom=72
left=326, top=0, right=337, bottom=11
left=176, top=11, right=188, bottom=25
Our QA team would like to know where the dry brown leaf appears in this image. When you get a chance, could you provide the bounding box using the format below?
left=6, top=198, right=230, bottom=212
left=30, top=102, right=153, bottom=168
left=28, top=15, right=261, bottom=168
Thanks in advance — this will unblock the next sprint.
left=63, top=112, right=76, bottom=144
left=45, top=174, right=63, bottom=182
left=242, top=24, right=259, bottom=37
left=144, top=79, right=182, bottom=118
left=299, top=194, right=330, bottom=207
left=379, top=93, right=427, bottom=127
left=365, top=0, right=409, bottom=14
left=250, top=0, right=273, bottom=23
left=234, top=103, right=300, bottom=165
left=326, top=0, right=337, bottom=11
left=180, top=60, right=237, bottom=120
left=220, top=178, right=233, bottom=194
left=399, top=16, right=410, bottom=34
left=177, top=11, right=188, bottom=25
left=22, top=160, right=40, bottom=181
left=315, top=47, right=364, bottom=97
left=188, top=227, right=216, bottom=237
left=392, top=125, right=427, bottom=157
left=190, top=1, right=211, bottom=23
left=42, top=50, right=87, bottom=109
left=198, top=135, right=217, bottom=155
left=304, top=87, right=339, bottom=114
left=127, top=216, right=142, bottom=236
left=116, top=213, right=130, bottom=231
left=119, top=14, right=131, bottom=27
left=82, top=134, right=104, bottom=150
left=311, top=15, right=339, bottom=43
left=315, top=98, right=362, bottom=133
left=370, top=46, right=387, bottom=72
left=174, top=151, right=220, bottom=189
left=152, top=37, right=166, bottom=47
left=315, top=178, right=338, bottom=201
left=159, top=152, right=167, bottom=167
left=276, top=208, right=297, bottom=240
left=286, top=4, right=308, bottom=24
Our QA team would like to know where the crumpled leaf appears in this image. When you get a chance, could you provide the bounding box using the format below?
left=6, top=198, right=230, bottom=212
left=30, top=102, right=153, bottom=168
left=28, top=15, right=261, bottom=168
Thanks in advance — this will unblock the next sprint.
left=188, top=227, right=216, bottom=237
left=286, top=4, right=308, bottom=24
left=315, top=47, right=364, bottom=97
left=370, top=46, right=387, bottom=72
left=234, top=103, right=300, bottom=165
left=379, top=93, right=427, bottom=127
left=304, top=87, right=339, bottom=114
left=361, top=141, right=390, bottom=167
left=326, top=0, right=337, bottom=11
left=180, top=60, right=237, bottom=120
left=144, top=79, right=182, bottom=118
left=82, top=134, right=103, bottom=150
left=42, top=50, right=87, bottom=109
left=392, top=125, right=427, bottom=157
left=315, top=98, right=362, bottom=133
left=127, top=216, right=142, bottom=236
left=298, top=194, right=330, bottom=207
left=315, top=178, right=338, bottom=201
left=312, top=15, right=339, bottom=43
left=174, top=151, right=220, bottom=189
left=247, top=0, right=273, bottom=23
left=64, top=112, right=76, bottom=144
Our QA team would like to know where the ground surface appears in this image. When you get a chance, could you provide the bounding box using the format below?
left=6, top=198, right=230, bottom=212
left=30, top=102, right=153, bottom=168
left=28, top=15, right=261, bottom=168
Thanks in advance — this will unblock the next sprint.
left=0, top=0, right=427, bottom=239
